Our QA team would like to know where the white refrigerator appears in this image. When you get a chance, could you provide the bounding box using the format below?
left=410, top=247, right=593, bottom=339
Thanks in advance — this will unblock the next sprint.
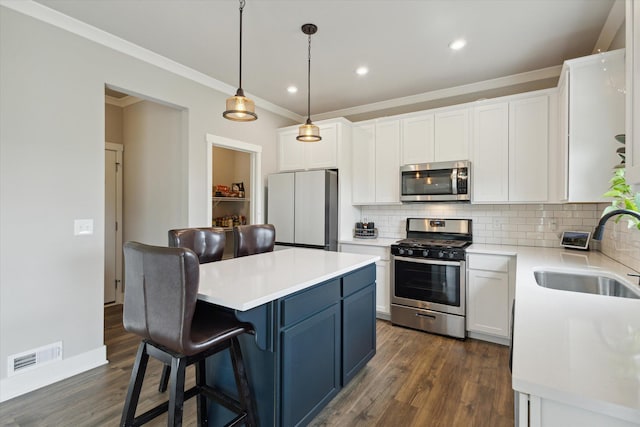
left=267, top=170, right=338, bottom=251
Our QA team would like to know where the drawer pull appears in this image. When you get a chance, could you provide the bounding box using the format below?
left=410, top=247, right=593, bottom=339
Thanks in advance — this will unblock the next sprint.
left=416, top=313, right=436, bottom=320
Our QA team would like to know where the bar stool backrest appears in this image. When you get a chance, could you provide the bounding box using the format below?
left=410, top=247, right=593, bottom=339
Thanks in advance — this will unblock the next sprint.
left=123, top=242, right=200, bottom=355
left=168, top=227, right=226, bottom=264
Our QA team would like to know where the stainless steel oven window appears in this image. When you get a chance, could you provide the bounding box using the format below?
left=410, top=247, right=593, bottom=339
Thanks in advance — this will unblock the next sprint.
left=391, top=257, right=466, bottom=316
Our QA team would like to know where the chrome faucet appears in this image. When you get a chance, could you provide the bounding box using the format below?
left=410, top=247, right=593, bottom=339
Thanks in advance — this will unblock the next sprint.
left=592, top=209, right=640, bottom=286
left=592, top=209, right=640, bottom=240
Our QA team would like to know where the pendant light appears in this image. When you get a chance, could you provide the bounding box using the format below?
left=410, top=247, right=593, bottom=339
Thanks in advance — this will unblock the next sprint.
left=223, top=0, right=257, bottom=121
left=297, top=23, right=321, bottom=142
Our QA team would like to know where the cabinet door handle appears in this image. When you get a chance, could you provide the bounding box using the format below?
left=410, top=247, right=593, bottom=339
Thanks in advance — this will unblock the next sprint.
left=415, top=313, right=436, bottom=320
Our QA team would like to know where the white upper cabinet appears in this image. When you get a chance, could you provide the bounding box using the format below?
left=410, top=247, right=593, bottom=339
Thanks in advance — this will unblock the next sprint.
left=472, top=102, right=509, bottom=202
left=351, top=123, right=376, bottom=204
left=400, top=107, right=470, bottom=166
left=277, top=120, right=340, bottom=172
left=434, top=108, right=470, bottom=161
left=558, top=49, right=625, bottom=202
left=352, top=119, right=400, bottom=205
left=375, top=119, right=401, bottom=203
left=509, top=95, right=549, bottom=202
left=626, top=0, right=640, bottom=184
left=471, top=91, right=553, bottom=204
left=401, top=113, right=434, bottom=165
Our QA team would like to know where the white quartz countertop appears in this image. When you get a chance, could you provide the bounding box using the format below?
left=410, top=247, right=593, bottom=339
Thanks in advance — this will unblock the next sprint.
left=470, top=244, right=640, bottom=423
left=339, top=237, right=398, bottom=247
left=197, top=247, right=379, bottom=311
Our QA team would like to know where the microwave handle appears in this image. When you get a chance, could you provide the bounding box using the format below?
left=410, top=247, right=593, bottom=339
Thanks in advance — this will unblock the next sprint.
left=451, top=168, right=458, bottom=195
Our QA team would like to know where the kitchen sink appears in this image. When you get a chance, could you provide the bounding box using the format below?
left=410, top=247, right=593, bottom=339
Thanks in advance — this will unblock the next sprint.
left=533, top=269, right=640, bottom=299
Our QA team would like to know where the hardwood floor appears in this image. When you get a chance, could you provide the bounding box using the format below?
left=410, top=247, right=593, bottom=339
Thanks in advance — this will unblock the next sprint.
left=0, top=305, right=513, bottom=426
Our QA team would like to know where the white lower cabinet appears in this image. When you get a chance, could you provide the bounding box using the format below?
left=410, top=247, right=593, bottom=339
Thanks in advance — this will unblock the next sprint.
left=339, top=243, right=390, bottom=317
left=466, top=253, right=515, bottom=344
left=516, top=392, right=639, bottom=427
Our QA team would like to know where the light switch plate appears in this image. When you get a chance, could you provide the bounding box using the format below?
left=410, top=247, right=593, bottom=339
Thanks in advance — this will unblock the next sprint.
left=74, top=219, right=93, bottom=236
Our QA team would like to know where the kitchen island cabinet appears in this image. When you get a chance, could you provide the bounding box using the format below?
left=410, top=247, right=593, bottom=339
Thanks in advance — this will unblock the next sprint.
left=339, top=239, right=395, bottom=318
left=197, top=248, right=378, bottom=427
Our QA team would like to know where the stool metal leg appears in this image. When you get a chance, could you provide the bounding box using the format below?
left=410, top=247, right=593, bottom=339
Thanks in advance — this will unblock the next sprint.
left=195, top=359, right=208, bottom=426
left=229, top=337, right=257, bottom=427
left=120, top=342, right=150, bottom=426
left=168, top=356, right=187, bottom=427
left=158, top=364, right=170, bottom=392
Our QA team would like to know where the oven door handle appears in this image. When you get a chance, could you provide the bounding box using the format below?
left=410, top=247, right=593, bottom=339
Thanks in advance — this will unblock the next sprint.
left=393, top=256, right=463, bottom=266
left=415, top=312, right=437, bottom=320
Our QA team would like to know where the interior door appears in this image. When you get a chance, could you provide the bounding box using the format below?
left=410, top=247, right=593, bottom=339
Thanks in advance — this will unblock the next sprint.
left=105, top=145, right=123, bottom=304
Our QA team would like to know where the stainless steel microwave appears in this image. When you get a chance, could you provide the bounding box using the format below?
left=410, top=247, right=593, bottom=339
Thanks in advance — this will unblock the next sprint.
left=400, top=160, right=471, bottom=202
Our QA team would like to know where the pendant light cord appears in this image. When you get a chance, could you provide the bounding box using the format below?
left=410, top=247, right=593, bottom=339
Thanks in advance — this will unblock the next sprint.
left=306, top=32, right=312, bottom=123
left=238, top=0, right=245, bottom=91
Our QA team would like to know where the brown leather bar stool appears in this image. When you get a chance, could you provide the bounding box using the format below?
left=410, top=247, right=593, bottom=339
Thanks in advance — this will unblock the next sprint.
left=157, top=227, right=226, bottom=393
left=233, top=224, right=276, bottom=258
left=168, top=227, right=226, bottom=264
left=120, top=242, right=257, bottom=427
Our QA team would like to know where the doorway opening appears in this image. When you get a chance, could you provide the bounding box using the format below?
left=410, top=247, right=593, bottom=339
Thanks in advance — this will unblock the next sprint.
left=207, top=134, right=263, bottom=259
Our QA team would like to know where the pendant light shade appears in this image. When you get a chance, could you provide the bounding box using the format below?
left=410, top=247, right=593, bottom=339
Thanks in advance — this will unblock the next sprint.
left=297, top=23, right=321, bottom=142
left=223, top=0, right=257, bottom=122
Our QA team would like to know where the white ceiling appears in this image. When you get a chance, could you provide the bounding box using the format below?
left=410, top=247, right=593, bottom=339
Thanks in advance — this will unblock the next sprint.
left=35, top=0, right=620, bottom=120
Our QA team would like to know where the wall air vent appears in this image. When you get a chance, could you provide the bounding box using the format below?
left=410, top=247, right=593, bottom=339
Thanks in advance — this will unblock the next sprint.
left=8, top=341, right=63, bottom=376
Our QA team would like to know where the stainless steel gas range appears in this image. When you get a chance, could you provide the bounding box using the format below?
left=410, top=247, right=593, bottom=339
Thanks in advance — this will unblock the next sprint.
left=390, top=218, right=472, bottom=339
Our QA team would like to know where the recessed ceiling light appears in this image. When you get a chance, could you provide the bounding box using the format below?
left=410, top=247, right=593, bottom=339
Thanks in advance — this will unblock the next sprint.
left=356, top=66, right=369, bottom=76
left=449, top=39, right=467, bottom=51
left=287, top=86, right=298, bottom=94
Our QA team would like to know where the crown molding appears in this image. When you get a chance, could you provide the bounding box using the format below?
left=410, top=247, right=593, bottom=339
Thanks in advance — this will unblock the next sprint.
left=0, top=0, right=304, bottom=122
left=314, top=65, right=562, bottom=121
left=105, top=95, right=143, bottom=108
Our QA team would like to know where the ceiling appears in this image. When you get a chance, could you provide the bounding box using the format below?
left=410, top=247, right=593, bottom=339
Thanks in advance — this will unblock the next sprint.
left=35, top=0, right=621, bottom=121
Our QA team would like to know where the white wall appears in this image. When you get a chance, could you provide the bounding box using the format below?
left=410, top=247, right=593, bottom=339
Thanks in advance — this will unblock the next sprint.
left=122, top=101, right=187, bottom=246
left=0, top=5, right=294, bottom=399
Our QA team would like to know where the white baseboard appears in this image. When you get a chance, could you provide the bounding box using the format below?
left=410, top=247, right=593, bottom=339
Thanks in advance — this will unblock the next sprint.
left=467, top=331, right=510, bottom=347
left=0, top=345, right=107, bottom=403
left=376, top=310, right=391, bottom=321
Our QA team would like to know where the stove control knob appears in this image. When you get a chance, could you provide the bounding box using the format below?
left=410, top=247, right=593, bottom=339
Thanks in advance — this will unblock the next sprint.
left=406, top=249, right=414, bottom=256
left=438, top=251, right=445, bottom=258
left=397, top=248, right=405, bottom=255
left=449, top=251, right=457, bottom=259
left=422, top=250, right=429, bottom=257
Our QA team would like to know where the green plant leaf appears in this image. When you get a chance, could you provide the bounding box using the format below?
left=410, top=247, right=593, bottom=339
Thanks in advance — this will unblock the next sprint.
left=603, top=190, right=623, bottom=198
left=601, top=166, right=640, bottom=228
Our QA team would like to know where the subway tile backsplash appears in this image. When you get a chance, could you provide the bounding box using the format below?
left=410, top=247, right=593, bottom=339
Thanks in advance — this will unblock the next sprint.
left=360, top=203, right=640, bottom=271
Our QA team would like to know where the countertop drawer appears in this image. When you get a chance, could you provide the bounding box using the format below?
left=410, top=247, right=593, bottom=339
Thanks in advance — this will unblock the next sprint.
left=280, top=279, right=340, bottom=327
left=468, top=253, right=510, bottom=272
left=342, top=264, right=376, bottom=297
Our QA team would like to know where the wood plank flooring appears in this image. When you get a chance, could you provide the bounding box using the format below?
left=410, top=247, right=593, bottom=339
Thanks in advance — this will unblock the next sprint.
left=0, top=305, right=513, bottom=426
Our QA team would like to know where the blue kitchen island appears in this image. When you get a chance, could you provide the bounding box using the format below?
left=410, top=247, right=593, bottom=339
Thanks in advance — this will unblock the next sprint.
left=197, top=247, right=379, bottom=427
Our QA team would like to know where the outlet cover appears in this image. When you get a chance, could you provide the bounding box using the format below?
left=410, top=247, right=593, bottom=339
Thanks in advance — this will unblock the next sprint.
left=74, top=219, right=93, bottom=236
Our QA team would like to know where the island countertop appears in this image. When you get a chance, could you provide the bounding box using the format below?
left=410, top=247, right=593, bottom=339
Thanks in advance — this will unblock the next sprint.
left=197, top=247, right=380, bottom=311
